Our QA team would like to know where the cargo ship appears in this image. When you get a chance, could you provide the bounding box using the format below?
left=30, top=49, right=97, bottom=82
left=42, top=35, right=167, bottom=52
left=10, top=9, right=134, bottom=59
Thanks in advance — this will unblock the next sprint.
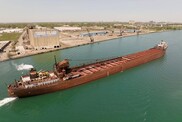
left=7, top=41, right=168, bottom=98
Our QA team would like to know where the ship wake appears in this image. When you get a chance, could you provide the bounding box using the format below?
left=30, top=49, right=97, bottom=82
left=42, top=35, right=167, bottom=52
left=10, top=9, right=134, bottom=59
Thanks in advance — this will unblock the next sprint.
left=13, top=63, right=34, bottom=71
left=0, top=97, right=17, bottom=107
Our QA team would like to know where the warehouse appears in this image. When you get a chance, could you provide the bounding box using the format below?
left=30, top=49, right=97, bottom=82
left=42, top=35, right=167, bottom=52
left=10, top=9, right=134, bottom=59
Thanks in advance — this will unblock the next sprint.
left=54, top=27, right=81, bottom=31
left=0, top=28, right=23, bottom=33
left=80, top=31, right=107, bottom=37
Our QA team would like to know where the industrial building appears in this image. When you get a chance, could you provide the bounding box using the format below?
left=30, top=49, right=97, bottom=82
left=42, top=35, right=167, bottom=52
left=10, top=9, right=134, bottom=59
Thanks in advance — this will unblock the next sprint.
left=0, top=28, right=23, bottom=33
left=28, top=29, right=60, bottom=50
left=80, top=31, right=107, bottom=37
left=54, top=27, right=81, bottom=31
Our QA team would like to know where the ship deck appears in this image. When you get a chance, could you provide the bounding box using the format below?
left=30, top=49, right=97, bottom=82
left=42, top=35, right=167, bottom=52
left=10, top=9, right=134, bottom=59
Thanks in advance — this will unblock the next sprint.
left=70, top=48, right=162, bottom=77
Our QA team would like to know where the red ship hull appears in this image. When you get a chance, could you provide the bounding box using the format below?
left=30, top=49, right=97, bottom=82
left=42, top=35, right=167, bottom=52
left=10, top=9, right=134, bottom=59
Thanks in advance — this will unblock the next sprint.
left=8, top=47, right=166, bottom=98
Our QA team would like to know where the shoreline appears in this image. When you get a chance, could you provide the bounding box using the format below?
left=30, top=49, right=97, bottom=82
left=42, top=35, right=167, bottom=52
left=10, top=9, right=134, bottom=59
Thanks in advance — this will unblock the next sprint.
left=0, top=31, right=163, bottom=62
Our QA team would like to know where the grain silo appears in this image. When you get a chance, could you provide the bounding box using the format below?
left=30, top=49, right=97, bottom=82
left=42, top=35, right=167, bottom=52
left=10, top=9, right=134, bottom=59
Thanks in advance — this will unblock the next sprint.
left=28, top=29, right=60, bottom=49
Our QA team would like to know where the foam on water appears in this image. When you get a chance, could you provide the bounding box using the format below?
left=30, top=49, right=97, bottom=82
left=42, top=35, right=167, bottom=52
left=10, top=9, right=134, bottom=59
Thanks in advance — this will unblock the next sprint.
left=16, top=64, right=33, bottom=71
left=12, top=63, right=34, bottom=71
left=0, top=97, right=17, bottom=107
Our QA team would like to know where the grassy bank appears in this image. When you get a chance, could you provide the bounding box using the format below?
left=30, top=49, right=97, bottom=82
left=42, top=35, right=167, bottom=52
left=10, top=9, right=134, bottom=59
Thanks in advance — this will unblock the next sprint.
left=0, top=33, right=21, bottom=41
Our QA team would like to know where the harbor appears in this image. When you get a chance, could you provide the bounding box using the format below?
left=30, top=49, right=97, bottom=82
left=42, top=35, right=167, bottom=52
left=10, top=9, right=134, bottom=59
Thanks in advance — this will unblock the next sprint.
left=0, top=30, right=182, bottom=122
left=0, top=23, right=155, bottom=62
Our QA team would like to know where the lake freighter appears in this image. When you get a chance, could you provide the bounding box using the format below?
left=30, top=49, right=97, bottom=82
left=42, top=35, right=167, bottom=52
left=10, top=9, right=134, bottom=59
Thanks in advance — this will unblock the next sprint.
left=8, top=41, right=168, bottom=98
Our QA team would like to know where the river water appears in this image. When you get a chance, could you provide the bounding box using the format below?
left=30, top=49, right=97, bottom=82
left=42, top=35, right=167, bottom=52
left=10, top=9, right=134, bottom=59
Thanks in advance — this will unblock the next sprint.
left=0, top=31, right=182, bottom=122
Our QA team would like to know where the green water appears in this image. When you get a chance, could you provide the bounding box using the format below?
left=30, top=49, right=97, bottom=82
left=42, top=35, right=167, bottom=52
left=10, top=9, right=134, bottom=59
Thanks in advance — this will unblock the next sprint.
left=0, top=31, right=182, bottom=122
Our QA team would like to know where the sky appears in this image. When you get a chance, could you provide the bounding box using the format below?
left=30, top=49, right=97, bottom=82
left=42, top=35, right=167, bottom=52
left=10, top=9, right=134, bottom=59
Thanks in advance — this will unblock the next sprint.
left=0, top=0, right=182, bottom=23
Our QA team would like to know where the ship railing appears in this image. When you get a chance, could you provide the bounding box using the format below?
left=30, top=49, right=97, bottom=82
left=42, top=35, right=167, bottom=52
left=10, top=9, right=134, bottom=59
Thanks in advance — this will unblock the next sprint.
left=123, top=49, right=160, bottom=60
left=63, top=74, right=81, bottom=81
left=25, top=78, right=59, bottom=88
